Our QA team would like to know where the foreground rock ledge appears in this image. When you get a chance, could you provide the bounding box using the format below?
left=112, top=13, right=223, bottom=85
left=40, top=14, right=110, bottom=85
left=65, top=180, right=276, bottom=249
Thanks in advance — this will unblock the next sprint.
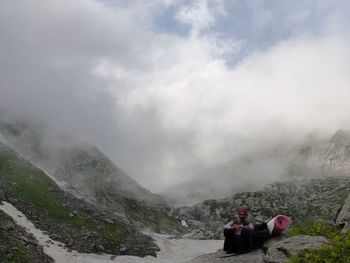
left=188, top=235, right=330, bottom=263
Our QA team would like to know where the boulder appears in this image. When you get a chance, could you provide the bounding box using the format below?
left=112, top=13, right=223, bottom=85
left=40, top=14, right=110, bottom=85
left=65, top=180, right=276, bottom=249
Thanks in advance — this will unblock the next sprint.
left=188, top=249, right=265, bottom=263
left=335, top=193, right=350, bottom=231
left=262, top=232, right=289, bottom=250
left=264, top=235, right=330, bottom=263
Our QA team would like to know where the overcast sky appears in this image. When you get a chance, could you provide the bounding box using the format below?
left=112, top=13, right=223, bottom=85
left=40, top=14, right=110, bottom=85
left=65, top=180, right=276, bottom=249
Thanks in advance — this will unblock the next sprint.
left=1, top=0, right=350, bottom=192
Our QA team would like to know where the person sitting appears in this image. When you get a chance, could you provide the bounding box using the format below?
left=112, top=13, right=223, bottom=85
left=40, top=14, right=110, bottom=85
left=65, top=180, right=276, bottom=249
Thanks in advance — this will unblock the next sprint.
left=223, top=207, right=254, bottom=253
left=223, top=207, right=270, bottom=254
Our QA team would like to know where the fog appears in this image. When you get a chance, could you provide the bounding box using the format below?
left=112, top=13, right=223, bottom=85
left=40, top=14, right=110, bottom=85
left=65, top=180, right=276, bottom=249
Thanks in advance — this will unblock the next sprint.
left=1, top=0, right=350, bottom=193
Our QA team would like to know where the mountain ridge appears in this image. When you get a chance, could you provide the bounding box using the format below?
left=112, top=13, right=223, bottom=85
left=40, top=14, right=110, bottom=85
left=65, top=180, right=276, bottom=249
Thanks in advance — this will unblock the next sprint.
left=166, top=130, right=350, bottom=205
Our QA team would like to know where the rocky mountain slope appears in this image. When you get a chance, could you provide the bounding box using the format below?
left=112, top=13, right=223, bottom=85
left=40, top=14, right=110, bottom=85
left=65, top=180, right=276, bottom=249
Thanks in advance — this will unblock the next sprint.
left=167, top=130, right=350, bottom=204
left=324, top=129, right=350, bottom=169
left=0, top=208, right=53, bottom=263
left=0, top=119, right=186, bottom=234
left=177, top=176, right=350, bottom=239
left=0, top=119, right=162, bottom=204
left=0, top=141, right=183, bottom=257
left=188, top=190, right=350, bottom=263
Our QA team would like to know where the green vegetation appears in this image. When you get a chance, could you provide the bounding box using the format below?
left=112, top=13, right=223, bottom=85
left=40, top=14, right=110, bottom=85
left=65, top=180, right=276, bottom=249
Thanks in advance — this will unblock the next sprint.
left=0, top=143, right=155, bottom=256
left=0, top=234, right=32, bottom=263
left=96, top=191, right=183, bottom=234
left=287, top=220, right=350, bottom=263
left=0, top=210, right=52, bottom=263
left=288, top=220, right=339, bottom=240
left=122, top=197, right=182, bottom=233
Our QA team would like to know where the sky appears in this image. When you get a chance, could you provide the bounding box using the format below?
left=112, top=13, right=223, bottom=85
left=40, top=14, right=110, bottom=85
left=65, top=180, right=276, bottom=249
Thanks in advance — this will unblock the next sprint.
left=1, top=0, right=350, bottom=192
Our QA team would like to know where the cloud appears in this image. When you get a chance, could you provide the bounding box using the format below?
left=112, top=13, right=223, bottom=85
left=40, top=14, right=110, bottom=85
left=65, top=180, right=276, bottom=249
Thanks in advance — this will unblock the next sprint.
left=1, top=0, right=350, bottom=192
left=175, top=0, right=226, bottom=35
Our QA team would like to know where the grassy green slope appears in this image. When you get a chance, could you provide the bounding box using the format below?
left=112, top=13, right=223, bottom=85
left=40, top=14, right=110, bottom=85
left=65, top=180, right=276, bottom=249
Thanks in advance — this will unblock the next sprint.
left=0, top=142, right=158, bottom=257
left=110, top=194, right=183, bottom=234
left=0, top=121, right=184, bottom=237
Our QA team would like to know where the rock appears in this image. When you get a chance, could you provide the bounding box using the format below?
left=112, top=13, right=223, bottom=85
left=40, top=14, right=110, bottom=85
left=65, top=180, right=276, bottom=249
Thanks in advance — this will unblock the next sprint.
left=102, top=217, right=114, bottom=224
left=97, top=244, right=104, bottom=251
left=335, top=192, right=350, bottom=231
left=262, top=232, right=289, bottom=250
left=264, top=235, right=330, bottom=263
left=119, top=246, right=127, bottom=253
left=182, top=228, right=219, bottom=240
left=188, top=249, right=265, bottom=263
left=187, top=219, right=206, bottom=228
left=69, top=210, right=78, bottom=217
left=20, top=236, right=30, bottom=244
left=0, top=185, right=4, bottom=201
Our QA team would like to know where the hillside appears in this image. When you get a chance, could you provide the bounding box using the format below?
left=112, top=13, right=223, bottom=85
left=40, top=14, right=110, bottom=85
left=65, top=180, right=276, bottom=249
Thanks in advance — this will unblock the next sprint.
left=0, top=141, right=162, bottom=257
left=166, top=131, right=350, bottom=204
left=177, top=175, right=350, bottom=240
left=0, top=120, right=162, bottom=204
left=0, top=120, right=184, bottom=235
left=0, top=208, right=53, bottom=263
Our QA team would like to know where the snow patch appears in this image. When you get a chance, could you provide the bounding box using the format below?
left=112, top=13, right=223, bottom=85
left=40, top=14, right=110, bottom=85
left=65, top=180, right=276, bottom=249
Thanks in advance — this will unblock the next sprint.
left=0, top=201, right=222, bottom=263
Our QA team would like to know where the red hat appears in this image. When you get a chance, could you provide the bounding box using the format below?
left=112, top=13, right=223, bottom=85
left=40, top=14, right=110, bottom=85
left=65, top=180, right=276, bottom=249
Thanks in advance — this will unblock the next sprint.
left=237, top=207, right=248, bottom=214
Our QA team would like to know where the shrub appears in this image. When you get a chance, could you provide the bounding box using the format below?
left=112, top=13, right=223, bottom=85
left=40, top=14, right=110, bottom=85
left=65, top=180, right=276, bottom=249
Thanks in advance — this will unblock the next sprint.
left=287, top=220, right=350, bottom=263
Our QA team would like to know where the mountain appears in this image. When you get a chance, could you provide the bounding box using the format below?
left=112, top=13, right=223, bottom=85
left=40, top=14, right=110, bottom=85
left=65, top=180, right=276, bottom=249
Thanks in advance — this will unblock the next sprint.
left=324, top=129, right=350, bottom=168
left=0, top=120, right=186, bottom=257
left=0, top=120, right=186, bottom=234
left=0, top=119, right=161, bottom=205
left=165, top=130, right=350, bottom=205
left=0, top=141, right=160, bottom=256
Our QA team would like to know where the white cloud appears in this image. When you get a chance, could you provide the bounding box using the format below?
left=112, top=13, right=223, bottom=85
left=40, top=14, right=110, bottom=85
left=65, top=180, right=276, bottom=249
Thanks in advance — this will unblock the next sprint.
left=1, top=0, right=350, bottom=192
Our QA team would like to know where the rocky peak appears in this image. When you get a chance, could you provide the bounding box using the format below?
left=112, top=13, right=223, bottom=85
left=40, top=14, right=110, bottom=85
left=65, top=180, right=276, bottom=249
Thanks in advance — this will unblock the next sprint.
left=329, top=130, right=350, bottom=145
left=324, top=129, right=350, bottom=168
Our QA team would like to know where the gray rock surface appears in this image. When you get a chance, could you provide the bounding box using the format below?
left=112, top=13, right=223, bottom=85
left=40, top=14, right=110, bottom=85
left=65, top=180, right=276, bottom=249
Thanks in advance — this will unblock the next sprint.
left=264, top=235, right=330, bottom=263
left=188, top=234, right=329, bottom=263
left=177, top=176, right=350, bottom=239
left=0, top=209, right=53, bottom=263
left=188, top=249, right=265, bottom=263
left=335, top=192, right=350, bottom=232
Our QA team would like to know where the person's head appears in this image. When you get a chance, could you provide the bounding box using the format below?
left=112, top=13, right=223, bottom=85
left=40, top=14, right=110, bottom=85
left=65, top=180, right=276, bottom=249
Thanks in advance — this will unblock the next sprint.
left=236, top=207, right=248, bottom=222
